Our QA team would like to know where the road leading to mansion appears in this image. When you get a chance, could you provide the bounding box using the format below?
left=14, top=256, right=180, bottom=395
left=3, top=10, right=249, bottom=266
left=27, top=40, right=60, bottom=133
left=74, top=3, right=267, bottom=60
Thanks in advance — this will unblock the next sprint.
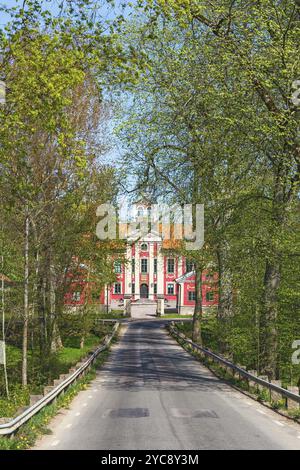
left=34, top=321, right=300, bottom=450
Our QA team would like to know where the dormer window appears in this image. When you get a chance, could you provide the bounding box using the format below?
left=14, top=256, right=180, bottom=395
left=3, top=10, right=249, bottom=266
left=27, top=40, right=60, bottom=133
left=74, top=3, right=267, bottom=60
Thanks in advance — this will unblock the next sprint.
left=137, top=206, right=144, bottom=217
left=141, top=243, right=148, bottom=252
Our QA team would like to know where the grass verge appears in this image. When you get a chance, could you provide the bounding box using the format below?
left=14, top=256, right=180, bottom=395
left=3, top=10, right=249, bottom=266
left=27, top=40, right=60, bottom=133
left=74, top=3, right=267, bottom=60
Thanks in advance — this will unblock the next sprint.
left=169, top=325, right=300, bottom=423
left=0, top=326, right=113, bottom=417
left=0, top=334, right=118, bottom=450
left=163, top=314, right=193, bottom=319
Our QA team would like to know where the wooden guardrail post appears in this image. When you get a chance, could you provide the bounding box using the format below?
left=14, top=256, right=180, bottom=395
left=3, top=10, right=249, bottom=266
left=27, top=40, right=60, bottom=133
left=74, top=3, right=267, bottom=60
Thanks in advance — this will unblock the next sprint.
left=169, top=324, right=300, bottom=415
left=43, top=386, right=55, bottom=396
left=30, top=395, right=43, bottom=406
left=287, top=386, right=300, bottom=410
left=247, top=370, right=258, bottom=391
left=237, top=364, right=245, bottom=379
left=236, top=365, right=248, bottom=388
left=270, top=380, right=282, bottom=402
left=258, top=375, right=269, bottom=393
left=0, top=322, right=120, bottom=437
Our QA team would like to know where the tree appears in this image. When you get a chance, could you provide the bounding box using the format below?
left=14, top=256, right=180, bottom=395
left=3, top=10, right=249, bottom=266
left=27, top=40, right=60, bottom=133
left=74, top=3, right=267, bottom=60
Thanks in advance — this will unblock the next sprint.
left=141, top=0, right=300, bottom=379
left=0, top=0, right=121, bottom=387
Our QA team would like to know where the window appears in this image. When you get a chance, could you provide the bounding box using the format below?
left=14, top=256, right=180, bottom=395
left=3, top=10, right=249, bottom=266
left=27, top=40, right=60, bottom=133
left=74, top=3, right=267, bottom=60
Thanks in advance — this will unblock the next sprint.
left=114, top=261, right=122, bottom=274
left=141, top=243, right=148, bottom=251
left=154, top=283, right=157, bottom=294
left=114, top=283, right=121, bottom=295
left=188, top=291, right=196, bottom=301
left=72, top=291, right=82, bottom=302
left=137, top=206, right=144, bottom=217
left=186, top=259, right=194, bottom=273
left=132, top=283, right=135, bottom=294
left=154, top=259, right=157, bottom=274
left=91, top=290, right=100, bottom=302
left=206, top=291, right=214, bottom=302
left=167, top=283, right=175, bottom=295
left=131, top=259, right=135, bottom=273
left=206, top=272, right=214, bottom=280
left=167, top=258, right=175, bottom=274
left=141, top=258, right=148, bottom=273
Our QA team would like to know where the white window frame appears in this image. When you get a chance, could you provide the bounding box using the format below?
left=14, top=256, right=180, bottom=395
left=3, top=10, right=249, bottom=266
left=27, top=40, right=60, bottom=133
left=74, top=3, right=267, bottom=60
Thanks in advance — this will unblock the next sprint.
left=72, top=291, right=82, bottom=302
left=167, top=283, right=175, bottom=295
left=137, top=206, right=144, bottom=217
left=206, top=291, right=214, bottom=302
left=114, top=283, right=122, bottom=295
left=167, top=258, right=175, bottom=274
left=188, top=291, right=196, bottom=301
left=186, top=260, right=194, bottom=273
left=141, top=258, right=148, bottom=273
left=114, top=261, right=122, bottom=274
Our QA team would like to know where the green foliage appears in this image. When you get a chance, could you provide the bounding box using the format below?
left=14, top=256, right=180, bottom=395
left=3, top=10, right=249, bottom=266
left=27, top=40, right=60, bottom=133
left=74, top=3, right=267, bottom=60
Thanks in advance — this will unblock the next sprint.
left=0, top=322, right=114, bottom=416
left=116, top=0, right=300, bottom=379
left=0, top=385, right=30, bottom=419
left=0, top=345, right=112, bottom=450
left=0, top=0, right=125, bottom=391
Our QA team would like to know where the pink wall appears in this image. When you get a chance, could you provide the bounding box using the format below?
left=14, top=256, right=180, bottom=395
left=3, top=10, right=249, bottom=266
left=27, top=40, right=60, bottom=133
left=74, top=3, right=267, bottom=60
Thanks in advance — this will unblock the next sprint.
left=64, top=252, right=219, bottom=308
left=182, top=271, right=218, bottom=307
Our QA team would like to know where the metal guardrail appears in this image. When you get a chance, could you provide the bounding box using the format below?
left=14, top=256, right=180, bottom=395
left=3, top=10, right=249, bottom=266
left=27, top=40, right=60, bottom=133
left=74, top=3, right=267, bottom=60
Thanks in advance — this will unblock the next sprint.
left=170, top=323, right=300, bottom=405
left=0, top=322, right=120, bottom=436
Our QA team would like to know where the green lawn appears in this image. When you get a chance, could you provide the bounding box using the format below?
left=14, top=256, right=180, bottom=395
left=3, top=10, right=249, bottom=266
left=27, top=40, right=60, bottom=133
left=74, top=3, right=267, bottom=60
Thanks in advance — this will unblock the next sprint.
left=163, top=314, right=193, bottom=319
left=97, top=310, right=128, bottom=319
left=0, top=325, right=113, bottom=418
left=56, top=334, right=103, bottom=365
left=175, top=317, right=219, bottom=351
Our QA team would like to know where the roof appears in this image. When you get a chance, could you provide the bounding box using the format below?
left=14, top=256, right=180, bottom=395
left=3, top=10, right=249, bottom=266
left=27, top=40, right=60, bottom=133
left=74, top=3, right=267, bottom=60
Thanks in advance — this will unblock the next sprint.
left=176, top=271, right=195, bottom=284
left=0, top=274, right=12, bottom=283
left=120, top=222, right=185, bottom=250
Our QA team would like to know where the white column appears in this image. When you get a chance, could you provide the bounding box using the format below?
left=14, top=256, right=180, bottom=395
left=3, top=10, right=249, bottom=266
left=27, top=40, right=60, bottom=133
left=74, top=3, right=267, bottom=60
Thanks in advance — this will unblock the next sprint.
left=135, top=242, right=140, bottom=299
left=149, top=242, right=154, bottom=299
left=157, top=242, right=164, bottom=296
left=180, top=283, right=184, bottom=305
left=178, top=256, right=183, bottom=278
left=125, top=245, right=131, bottom=296
left=104, top=284, right=110, bottom=311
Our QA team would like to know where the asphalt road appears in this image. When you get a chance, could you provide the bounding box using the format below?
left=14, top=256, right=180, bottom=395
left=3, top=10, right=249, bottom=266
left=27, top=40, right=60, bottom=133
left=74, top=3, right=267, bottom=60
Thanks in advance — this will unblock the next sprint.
left=35, top=321, right=300, bottom=450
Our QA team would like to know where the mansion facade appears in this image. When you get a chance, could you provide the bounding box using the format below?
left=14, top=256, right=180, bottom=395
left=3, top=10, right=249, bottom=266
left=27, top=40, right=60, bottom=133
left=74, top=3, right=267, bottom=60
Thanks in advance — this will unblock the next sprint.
left=65, top=202, right=218, bottom=315
left=108, top=236, right=218, bottom=314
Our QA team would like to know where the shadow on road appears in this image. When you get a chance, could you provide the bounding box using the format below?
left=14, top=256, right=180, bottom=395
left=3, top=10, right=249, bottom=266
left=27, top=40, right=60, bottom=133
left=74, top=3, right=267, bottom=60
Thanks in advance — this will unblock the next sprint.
left=96, top=320, right=231, bottom=393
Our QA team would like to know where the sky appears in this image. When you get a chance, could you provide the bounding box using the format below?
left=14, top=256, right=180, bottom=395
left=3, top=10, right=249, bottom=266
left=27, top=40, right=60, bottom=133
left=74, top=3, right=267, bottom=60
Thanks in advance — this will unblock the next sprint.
left=0, top=0, right=134, bottom=176
left=0, top=0, right=133, bottom=26
left=0, top=2, right=175, bottom=205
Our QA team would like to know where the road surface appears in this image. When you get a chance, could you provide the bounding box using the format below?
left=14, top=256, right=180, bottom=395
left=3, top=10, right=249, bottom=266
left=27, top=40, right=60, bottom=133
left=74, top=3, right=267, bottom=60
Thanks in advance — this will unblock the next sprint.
left=34, top=321, right=300, bottom=450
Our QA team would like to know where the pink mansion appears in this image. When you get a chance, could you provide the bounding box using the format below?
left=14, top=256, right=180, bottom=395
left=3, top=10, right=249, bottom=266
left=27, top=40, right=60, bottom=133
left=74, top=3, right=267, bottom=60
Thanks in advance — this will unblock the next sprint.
left=65, top=202, right=218, bottom=315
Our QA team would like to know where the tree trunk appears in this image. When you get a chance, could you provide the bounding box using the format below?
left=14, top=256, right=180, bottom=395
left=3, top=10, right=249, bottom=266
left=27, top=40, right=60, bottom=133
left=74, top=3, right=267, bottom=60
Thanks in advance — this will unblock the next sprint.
left=22, top=214, right=30, bottom=388
left=49, top=256, right=62, bottom=352
left=260, top=167, right=285, bottom=379
left=216, top=243, right=233, bottom=353
left=217, top=244, right=233, bottom=320
left=260, top=258, right=281, bottom=379
left=192, top=265, right=203, bottom=344
left=37, top=272, right=47, bottom=356
left=1, top=253, right=9, bottom=399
